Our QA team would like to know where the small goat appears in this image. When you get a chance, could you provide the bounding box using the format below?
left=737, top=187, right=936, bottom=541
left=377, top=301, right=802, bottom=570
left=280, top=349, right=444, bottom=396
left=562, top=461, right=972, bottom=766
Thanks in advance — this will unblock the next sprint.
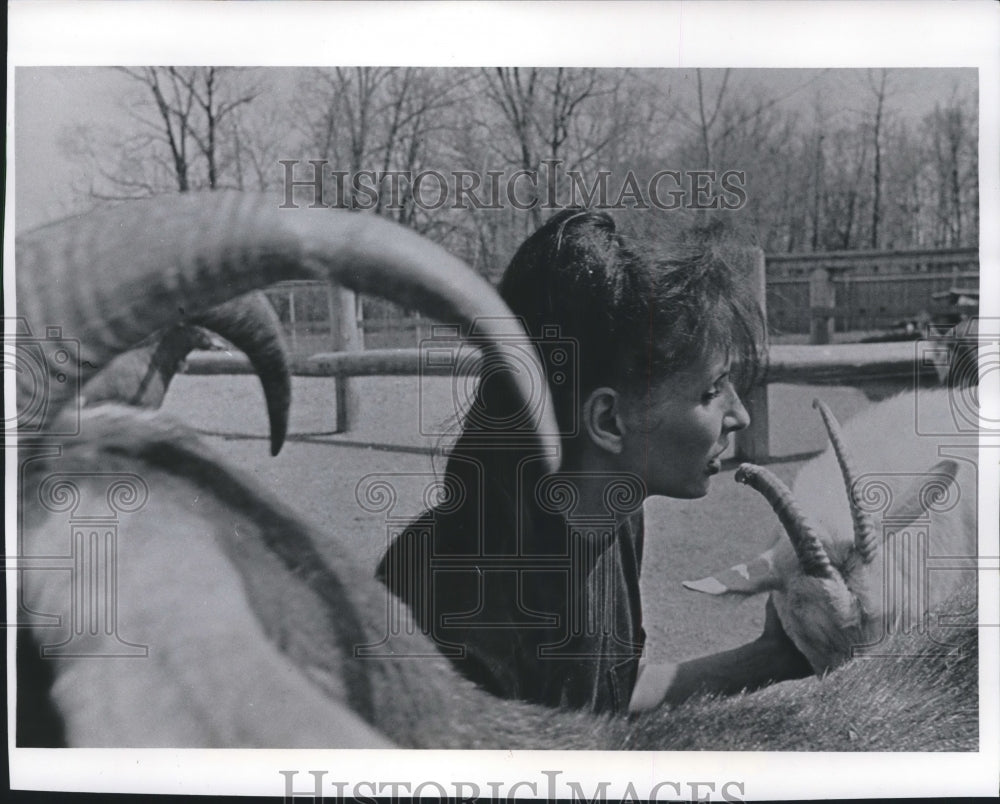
left=14, top=192, right=980, bottom=751
left=685, top=391, right=977, bottom=675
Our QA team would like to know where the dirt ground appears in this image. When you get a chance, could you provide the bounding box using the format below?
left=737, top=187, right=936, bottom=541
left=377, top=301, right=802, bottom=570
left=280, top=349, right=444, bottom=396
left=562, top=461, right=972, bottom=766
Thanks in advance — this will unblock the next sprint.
left=162, top=374, right=873, bottom=663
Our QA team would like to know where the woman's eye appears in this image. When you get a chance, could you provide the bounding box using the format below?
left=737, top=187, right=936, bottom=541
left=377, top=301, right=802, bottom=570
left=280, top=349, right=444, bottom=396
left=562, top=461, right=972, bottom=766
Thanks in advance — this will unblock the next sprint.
left=700, top=369, right=732, bottom=403
left=702, top=374, right=733, bottom=402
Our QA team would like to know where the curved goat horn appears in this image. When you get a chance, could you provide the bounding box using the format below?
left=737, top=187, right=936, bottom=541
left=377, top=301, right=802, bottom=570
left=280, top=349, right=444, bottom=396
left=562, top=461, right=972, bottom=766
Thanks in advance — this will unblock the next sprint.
left=80, top=292, right=291, bottom=456
left=735, top=463, right=835, bottom=579
left=16, top=192, right=560, bottom=471
left=192, top=292, right=291, bottom=456
left=812, top=399, right=877, bottom=564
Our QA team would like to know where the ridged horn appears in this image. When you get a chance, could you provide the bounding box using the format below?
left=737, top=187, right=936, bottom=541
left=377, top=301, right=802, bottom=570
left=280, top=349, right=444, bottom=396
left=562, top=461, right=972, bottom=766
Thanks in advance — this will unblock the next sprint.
left=192, top=292, right=291, bottom=456
left=80, top=325, right=210, bottom=409
left=735, top=463, right=835, bottom=579
left=812, top=399, right=877, bottom=564
left=79, top=292, right=291, bottom=456
left=16, top=192, right=560, bottom=471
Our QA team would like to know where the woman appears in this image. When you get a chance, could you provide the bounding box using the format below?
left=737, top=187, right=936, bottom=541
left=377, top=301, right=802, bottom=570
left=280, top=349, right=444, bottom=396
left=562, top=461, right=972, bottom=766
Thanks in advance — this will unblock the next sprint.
left=377, top=209, right=811, bottom=715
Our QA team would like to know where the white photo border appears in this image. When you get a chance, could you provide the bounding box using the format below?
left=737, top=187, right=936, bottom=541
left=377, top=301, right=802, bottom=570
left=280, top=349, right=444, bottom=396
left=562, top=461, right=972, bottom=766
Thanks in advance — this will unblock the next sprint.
left=7, top=1, right=999, bottom=799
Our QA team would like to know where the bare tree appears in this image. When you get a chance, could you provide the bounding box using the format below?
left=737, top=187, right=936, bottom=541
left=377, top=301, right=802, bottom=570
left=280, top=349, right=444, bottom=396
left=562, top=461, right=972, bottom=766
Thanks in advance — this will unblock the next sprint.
left=228, top=95, right=290, bottom=192
left=866, top=69, right=891, bottom=248
left=807, top=99, right=830, bottom=251
left=819, top=124, right=871, bottom=250
left=67, top=68, right=262, bottom=200
left=293, top=67, right=468, bottom=213
left=685, top=68, right=732, bottom=165
left=478, top=68, right=628, bottom=229
left=924, top=94, right=978, bottom=246
left=480, top=67, right=544, bottom=229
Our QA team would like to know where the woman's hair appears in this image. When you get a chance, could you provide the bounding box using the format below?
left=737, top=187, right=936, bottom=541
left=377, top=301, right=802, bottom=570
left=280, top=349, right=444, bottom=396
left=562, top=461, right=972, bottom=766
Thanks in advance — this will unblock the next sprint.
left=495, top=208, right=766, bottom=431
left=436, top=208, right=767, bottom=550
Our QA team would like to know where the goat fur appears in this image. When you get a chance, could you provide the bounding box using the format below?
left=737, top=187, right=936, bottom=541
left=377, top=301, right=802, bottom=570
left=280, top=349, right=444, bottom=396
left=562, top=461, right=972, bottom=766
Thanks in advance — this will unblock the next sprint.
left=686, top=389, right=978, bottom=675
left=19, top=404, right=978, bottom=750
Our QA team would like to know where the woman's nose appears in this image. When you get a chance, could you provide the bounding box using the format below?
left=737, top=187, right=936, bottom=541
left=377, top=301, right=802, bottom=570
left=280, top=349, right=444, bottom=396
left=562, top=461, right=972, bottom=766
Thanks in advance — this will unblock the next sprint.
left=724, top=389, right=751, bottom=432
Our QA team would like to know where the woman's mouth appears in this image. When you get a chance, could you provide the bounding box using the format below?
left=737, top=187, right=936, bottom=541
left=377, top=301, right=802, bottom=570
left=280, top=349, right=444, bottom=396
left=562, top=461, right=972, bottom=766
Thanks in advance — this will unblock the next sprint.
left=706, top=444, right=728, bottom=475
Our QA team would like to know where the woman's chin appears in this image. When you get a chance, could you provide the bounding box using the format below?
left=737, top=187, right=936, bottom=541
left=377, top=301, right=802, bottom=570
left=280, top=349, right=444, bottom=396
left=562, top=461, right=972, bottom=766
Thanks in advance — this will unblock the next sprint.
left=662, top=480, right=711, bottom=500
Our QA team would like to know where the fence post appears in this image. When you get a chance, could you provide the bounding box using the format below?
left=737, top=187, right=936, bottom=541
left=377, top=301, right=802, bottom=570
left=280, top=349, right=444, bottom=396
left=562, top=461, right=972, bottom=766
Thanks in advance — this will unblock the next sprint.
left=287, top=288, right=298, bottom=355
left=809, top=266, right=835, bottom=345
left=735, top=247, right=769, bottom=463
left=329, top=284, right=363, bottom=433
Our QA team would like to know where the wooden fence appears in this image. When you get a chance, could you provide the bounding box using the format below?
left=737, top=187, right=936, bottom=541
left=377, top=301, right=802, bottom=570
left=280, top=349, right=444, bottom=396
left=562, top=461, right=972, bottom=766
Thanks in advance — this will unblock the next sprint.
left=187, top=339, right=943, bottom=461
left=766, top=247, right=978, bottom=339
left=193, top=245, right=977, bottom=461
left=265, top=247, right=979, bottom=355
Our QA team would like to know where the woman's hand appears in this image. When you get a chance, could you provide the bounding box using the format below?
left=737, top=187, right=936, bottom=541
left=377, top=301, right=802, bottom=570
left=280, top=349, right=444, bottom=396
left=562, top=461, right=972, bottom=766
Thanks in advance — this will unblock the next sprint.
left=629, top=595, right=814, bottom=712
left=629, top=662, right=680, bottom=713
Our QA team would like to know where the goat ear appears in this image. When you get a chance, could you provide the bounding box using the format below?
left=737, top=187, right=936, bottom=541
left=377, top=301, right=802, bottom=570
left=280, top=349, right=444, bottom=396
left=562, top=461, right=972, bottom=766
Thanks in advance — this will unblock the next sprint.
left=682, top=544, right=781, bottom=595
left=885, top=459, right=961, bottom=525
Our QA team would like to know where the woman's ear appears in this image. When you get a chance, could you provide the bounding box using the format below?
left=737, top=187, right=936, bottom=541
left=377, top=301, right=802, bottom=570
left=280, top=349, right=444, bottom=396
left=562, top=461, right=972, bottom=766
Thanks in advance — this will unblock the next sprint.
left=582, top=387, right=627, bottom=455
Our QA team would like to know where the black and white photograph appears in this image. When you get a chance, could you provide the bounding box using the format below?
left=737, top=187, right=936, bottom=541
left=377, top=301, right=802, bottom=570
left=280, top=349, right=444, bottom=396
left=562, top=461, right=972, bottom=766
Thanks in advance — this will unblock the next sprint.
left=6, top=1, right=999, bottom=800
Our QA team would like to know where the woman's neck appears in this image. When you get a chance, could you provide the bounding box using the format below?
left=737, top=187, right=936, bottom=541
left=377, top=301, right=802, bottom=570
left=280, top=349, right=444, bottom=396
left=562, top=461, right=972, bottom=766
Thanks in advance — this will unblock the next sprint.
left=553, top=448, right=646, bottom=522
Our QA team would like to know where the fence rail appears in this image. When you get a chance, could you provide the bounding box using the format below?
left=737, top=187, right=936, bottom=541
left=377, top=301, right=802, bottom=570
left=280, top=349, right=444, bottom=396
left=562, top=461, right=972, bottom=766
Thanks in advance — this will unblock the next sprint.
left=187, top=338, right=941, bottom=463
left=766, top=246, right=978, bottom=273
left=765, top=247, right=978, bottom=337
left=197, top=246, right=976, bottom=461
left=186, top=342, right=938, bottom=384
left=264, top=248, right=979, bottom=353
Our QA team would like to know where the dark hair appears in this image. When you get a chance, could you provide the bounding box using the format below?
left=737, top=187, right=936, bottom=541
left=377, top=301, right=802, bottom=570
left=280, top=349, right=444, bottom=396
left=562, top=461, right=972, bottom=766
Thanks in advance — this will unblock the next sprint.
left=437, top=208, right=766, bottom=550
left=495, top=208, right=766, bottom=431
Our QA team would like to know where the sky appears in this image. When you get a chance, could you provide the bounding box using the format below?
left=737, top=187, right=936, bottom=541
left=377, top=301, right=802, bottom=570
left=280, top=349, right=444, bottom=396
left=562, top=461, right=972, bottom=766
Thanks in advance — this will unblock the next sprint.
left=13, top=66, right=978, bottom=232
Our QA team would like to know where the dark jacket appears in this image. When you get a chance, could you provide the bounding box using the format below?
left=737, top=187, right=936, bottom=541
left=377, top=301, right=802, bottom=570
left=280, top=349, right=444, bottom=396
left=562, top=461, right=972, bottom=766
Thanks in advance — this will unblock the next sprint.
left=376, top=501, right=646, bottom=715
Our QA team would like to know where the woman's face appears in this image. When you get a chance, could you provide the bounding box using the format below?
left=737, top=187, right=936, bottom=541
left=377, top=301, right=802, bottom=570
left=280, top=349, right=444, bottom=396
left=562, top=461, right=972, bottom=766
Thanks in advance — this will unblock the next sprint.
left=619, top=346, right=750, bottom=499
